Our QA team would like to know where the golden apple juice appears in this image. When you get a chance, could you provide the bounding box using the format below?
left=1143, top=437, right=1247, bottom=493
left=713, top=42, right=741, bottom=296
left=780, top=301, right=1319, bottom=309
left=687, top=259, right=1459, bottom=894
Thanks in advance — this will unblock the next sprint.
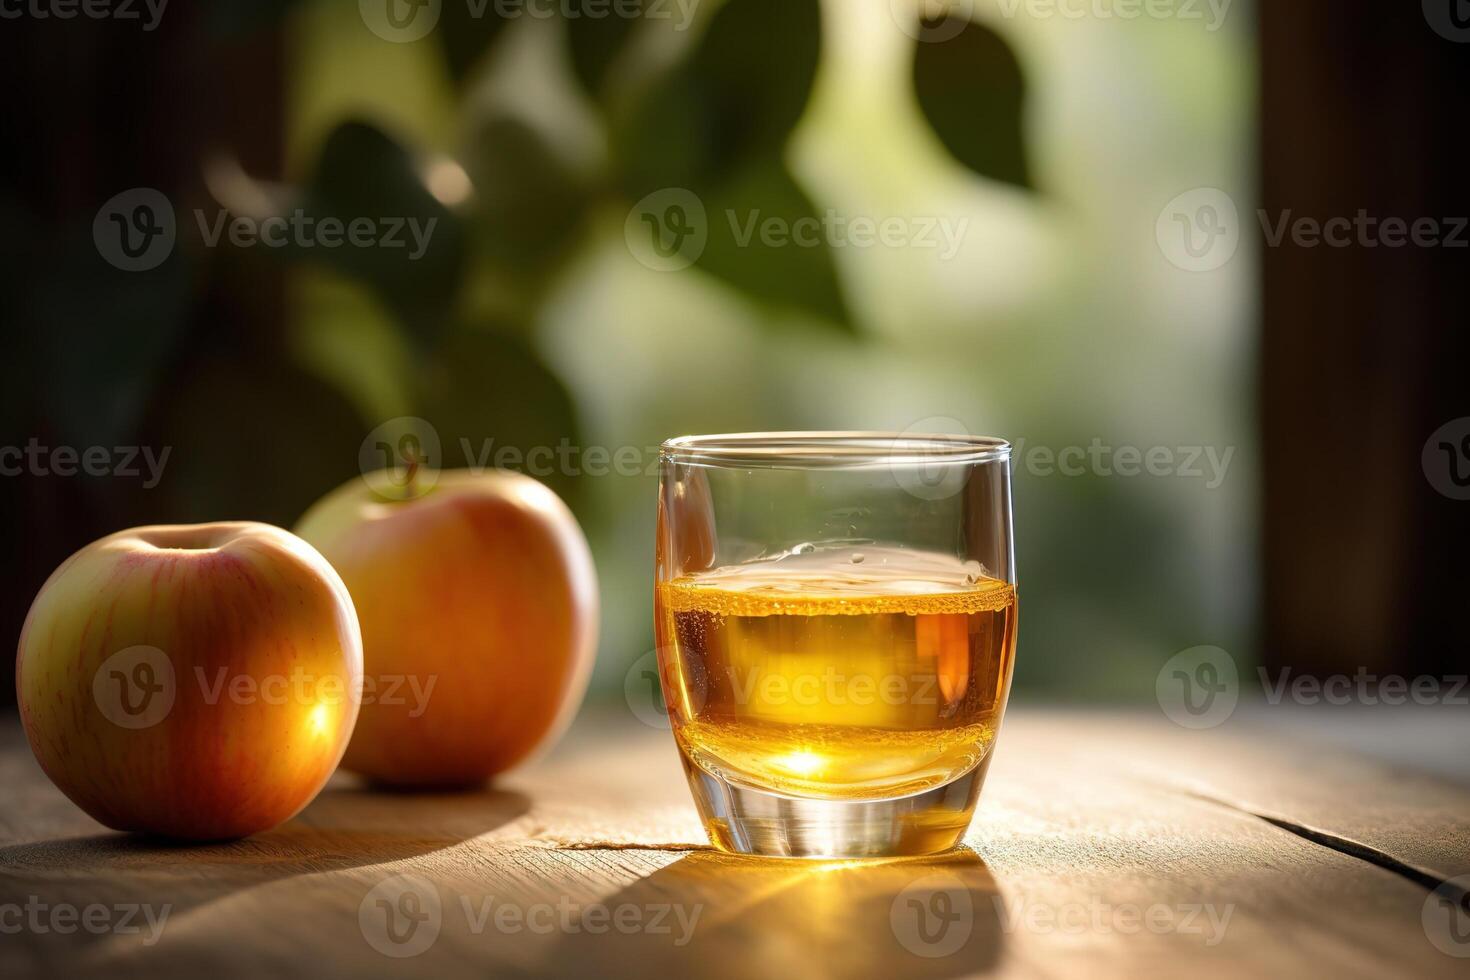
left=655, top=547, right=1017, bottom=801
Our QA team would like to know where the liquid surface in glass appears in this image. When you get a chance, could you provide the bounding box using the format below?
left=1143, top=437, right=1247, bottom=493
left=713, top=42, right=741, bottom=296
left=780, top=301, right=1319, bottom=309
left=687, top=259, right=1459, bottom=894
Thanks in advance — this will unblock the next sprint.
left=656, top=545, right=1018, bottom=800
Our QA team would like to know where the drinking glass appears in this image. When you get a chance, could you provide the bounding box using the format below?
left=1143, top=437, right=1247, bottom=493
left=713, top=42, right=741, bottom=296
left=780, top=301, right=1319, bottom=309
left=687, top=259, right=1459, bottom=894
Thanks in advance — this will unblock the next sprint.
left=654, top=432, right=1017, bottom=858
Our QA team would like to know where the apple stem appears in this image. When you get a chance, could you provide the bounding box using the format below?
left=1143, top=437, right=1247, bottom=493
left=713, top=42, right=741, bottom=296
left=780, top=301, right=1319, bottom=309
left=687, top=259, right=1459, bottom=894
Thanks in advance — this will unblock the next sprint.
left=404, top=453, right=421, bottom=500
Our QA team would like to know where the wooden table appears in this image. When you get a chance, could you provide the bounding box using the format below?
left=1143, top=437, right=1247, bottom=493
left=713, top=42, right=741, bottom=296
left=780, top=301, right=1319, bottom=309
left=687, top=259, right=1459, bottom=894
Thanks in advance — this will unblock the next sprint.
left=2, top=705, right=1468, bottom=978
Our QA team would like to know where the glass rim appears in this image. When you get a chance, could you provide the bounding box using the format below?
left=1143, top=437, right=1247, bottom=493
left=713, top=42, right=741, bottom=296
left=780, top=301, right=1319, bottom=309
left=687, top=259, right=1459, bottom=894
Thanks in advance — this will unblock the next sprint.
left=660, top=431, right=1011, bottom=468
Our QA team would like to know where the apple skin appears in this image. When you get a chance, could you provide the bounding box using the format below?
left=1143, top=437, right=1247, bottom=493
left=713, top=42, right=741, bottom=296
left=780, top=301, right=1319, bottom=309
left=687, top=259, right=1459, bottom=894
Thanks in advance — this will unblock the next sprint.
left=295, top=469, right=597, bottom=788
left=16, top=522, right=363, bottom=841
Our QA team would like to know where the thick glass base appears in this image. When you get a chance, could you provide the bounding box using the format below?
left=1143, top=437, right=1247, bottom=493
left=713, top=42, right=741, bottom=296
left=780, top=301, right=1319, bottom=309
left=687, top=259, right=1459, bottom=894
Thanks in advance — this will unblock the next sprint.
left=681, top=753, right=992, bottom=859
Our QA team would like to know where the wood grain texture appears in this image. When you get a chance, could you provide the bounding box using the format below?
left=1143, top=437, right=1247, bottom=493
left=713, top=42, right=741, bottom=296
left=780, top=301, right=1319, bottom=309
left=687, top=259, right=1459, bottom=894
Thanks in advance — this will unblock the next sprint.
left=1, top=706, right=1467, bottom=979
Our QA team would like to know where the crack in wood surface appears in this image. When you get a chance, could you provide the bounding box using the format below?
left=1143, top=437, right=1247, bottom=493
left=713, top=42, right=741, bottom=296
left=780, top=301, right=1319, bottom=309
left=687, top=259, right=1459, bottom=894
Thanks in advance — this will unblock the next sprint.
left=1176, top=784, right=1469, bottom=905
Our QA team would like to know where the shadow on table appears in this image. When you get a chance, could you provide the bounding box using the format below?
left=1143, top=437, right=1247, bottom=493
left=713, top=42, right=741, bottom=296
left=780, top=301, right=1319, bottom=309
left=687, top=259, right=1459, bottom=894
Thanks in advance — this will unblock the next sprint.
left=0, top=783, right=529, bottom=958
left=543, top=846, right=1003, bottom=979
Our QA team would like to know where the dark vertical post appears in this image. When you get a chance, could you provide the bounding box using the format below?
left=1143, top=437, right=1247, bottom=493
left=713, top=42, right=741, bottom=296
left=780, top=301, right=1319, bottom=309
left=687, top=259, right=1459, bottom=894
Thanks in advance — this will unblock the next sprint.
left=1259, top=2, right=1469, bottom=678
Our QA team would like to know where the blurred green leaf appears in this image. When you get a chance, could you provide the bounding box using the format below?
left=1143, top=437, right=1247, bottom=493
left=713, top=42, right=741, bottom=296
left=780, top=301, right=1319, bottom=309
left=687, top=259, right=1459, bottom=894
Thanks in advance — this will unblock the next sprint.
left=614, top=0, right=820, bottom=195
left=696, top=156, right=851, bottom=328
left=607, top=0, right=846, bottom=327
left=465, top=114, right=590, bottom=274
left=294, top=119, right=466, bottom=349
left=564, top=0, right=643, bottom=102
left=912, top=17, right=1032, bottom=190
left=439, top=1, right=513, bottom=87
left=415, top=326, right=583, bottom=506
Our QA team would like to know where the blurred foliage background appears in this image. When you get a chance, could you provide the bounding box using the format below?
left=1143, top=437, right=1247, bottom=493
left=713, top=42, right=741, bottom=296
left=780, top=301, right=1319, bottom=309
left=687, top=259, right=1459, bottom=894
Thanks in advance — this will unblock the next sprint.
left=1, top=0, right=1255, bottom=704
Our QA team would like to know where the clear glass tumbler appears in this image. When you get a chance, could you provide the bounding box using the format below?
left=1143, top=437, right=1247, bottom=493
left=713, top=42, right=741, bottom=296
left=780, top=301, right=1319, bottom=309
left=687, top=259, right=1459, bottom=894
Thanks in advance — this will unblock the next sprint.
left=654, top=433, right=1017, bottom=858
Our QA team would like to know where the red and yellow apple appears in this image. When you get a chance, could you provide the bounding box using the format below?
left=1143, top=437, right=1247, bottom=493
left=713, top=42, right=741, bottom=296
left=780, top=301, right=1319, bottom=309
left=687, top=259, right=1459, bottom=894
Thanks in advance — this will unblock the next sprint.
left=295, top=469, right=597, bottom=788
left=16, top=522, right=362, bottom=841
